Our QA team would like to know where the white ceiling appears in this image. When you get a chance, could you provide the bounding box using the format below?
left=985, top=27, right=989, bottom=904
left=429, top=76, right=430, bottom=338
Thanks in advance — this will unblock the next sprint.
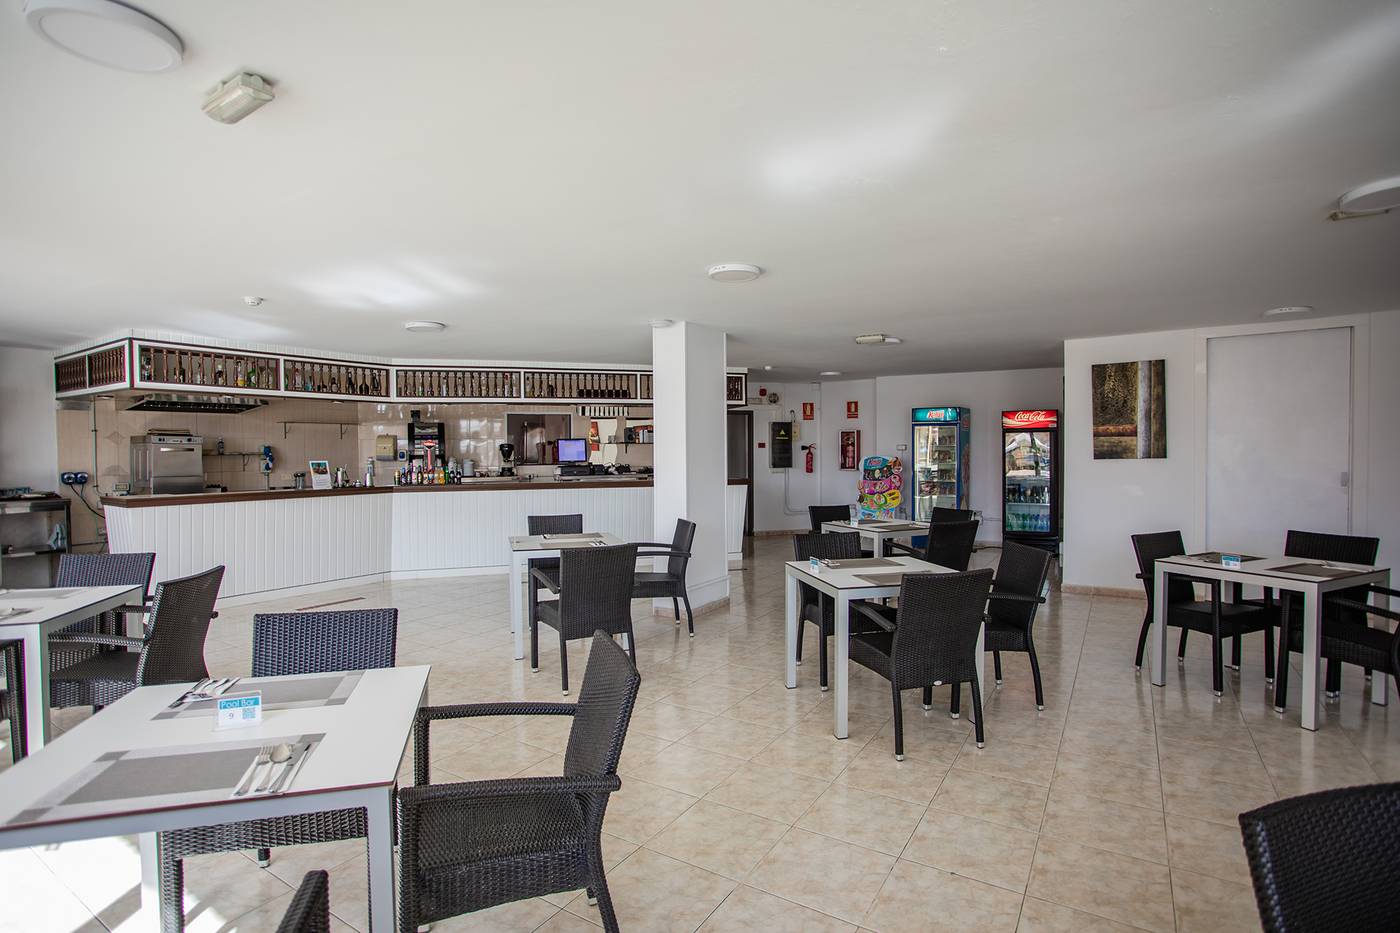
left=2, top=0, right=1398, bottom=379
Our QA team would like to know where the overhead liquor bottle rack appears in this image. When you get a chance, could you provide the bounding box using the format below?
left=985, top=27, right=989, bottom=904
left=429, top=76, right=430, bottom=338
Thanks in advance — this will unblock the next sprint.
left=54, top=336, right=746, bottom=405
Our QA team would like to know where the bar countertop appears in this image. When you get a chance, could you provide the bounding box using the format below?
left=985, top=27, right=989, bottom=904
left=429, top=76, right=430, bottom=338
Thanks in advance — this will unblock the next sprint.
left=101, top=476, right=655, bottom=508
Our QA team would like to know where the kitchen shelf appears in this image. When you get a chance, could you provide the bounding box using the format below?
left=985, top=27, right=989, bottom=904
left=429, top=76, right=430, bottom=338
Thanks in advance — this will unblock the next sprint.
left=278, top=421, right=359, bottom=440
left=1, top=545, right=61, bottom=559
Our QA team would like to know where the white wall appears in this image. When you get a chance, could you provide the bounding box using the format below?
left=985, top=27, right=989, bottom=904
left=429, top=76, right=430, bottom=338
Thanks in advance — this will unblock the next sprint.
left=0, top=347, right=59, bottom=489
left=1063, top=311, right=1400, bottom=591
left=747, top=367, right=1065, bottom=539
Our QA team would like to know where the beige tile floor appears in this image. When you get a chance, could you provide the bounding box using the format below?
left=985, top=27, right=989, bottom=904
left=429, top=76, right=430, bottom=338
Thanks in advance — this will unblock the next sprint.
left=3, top=536, right=1397, bottom=932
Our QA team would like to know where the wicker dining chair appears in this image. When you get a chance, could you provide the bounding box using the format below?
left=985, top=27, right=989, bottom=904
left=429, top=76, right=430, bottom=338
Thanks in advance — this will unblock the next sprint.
left=47, top=565, right=224, bottom=713
left=808, top=505, right=874, bottom=556
left=1239, top=782, right=1400, bottom=932
left=1272, top=587, right=1398, bottom=714
left=49, top=552, right=158, bottom=673
left=532, top=544, right=638, bottom=694
left=157, top=609, right=398, bottom=932
left=985, top=542, right=1053, bottom=710
left=526, top=513, right=584, bottom=628
left=632, top=519, right=696, bottom=635
left=1130, top=531, right=1275, bottom=695
left=890, top=519, right=979, bottom=571
left=276, top=870, right=331, bottom=933
left=398, top=632, right=641, bottom=932
left=791, top=531, right=879, bottom=690
left=0, top=642, right=24, bottom=761
left=850, top=568, right=995, bottom=758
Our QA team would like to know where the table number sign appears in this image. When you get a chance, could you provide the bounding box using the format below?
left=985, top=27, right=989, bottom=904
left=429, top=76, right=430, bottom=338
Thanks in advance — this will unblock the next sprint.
left=215, top=693, right=263, bottom=730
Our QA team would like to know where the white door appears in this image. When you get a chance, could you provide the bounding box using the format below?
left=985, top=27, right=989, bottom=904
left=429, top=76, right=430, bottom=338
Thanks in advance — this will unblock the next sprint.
left=1206, top=327, right=1351, bottom=556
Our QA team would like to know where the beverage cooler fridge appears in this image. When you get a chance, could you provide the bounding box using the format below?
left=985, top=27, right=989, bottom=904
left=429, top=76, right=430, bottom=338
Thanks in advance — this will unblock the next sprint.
left=1001, top=409, right=1060, bottom=548
left=911, top=407, right=970, bottom=521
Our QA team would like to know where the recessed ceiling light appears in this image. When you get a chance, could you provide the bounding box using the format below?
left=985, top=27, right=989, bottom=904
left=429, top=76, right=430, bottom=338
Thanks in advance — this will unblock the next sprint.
left=403, top=321, right=446, bottom=333
left=1338, top=177, right=1400, bottom=214
left=854, top=334, right=902, bottom=345
left=707, top=263, right=763, bottom=283
left=820, top=370, right=842, bottom=376
left=763, top=365, right=774, bottom=371
left=243, top=296, right=264, bottom=307
left=1263, top=306, right=1314, bottom=317
left=24, top=0, right=183, bottom=73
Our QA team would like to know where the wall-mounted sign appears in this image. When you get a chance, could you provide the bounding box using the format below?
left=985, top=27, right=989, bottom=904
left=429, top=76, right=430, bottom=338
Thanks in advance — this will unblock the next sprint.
left=912, top=406, right=962, bottom=423
left=801, top=402, right=815, bottom=420
left=839, top=430, right=861, bottom=470
left=1001, top=409, right=1058, bottom=429
left=769, top=421, right=793, bottom=468
left=846, top=401, right=859, bottom=419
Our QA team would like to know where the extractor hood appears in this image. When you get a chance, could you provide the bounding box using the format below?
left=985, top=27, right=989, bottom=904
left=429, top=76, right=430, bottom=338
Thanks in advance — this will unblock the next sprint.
left=123, top=393, right=269, bottom=414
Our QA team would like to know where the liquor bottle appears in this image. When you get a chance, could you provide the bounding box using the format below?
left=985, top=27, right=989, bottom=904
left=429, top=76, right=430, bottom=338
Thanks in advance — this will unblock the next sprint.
left=213, top=357, right=225, bottom=386
left=329, top=367, right=340, bottom=393
left=439, top=372, right=448, bottom=397
left=191, top=354, right=204, bottom=385
left=359, top=368, right=369, bottom=395
left=139, top=349, right=153, bottom=381
left=371, top=370, right=381, bottom=395
left=292, top=362, right=302, bottom=390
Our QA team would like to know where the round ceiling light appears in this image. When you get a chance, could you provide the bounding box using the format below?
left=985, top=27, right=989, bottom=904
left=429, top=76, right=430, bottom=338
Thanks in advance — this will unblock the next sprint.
left=1263, top=306, right=1314, bottom=318
left=403, top=321, right=447, bottom=333
left=854, top=334, right=902, bottom=345
left=243, top=296, right=264, bottom=307
left=707, top=263, right=763, bottom=283
left=648, top=318, right=674, bottom=328
left=1339, top=176, right=1400, bottom=213
left=24, top=0, right=183, bottom=73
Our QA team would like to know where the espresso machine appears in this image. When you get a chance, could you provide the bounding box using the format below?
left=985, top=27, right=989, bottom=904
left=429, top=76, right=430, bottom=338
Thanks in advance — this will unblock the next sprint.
left=498, top=442, right=516, bottom=477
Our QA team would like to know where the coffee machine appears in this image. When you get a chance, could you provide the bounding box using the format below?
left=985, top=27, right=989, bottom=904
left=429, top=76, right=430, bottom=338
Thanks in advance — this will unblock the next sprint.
left=498, top=442, right=516, bottom=477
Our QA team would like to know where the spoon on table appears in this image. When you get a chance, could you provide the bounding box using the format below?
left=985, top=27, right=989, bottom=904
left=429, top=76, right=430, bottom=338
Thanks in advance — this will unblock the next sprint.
left=255, top=743, right=293, bottom=793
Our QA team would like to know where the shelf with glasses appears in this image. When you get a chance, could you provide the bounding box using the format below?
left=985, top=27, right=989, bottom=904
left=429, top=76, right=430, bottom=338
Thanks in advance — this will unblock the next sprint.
left=523, top=371, right=637, bottom=401
left=397, top=368, right=520, bottom=400
left=282, top=359, right=391, bottom=400
left=136, top=343, right=281, bottom=393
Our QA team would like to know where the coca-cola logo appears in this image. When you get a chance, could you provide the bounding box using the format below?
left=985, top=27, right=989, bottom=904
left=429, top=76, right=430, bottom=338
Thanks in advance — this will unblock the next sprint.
left=1002, top=409, right=1057, bottom=428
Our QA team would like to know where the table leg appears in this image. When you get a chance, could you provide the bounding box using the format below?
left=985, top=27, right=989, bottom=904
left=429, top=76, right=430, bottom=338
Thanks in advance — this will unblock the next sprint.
left=784, top=571, right=798, bottom=689
left=833, top=592, right=850, bottom=740
left=1150, top=565, right=1168, bottom=687
left=1301, top=588, right=1320, bottom=731
left=509, top=552, right=525, bottom=661
left=976, top=617, right=988, bottom=705
left=138, top=831, right=161, bottom=931
left=1372, top=570, right=1392, bottom=707
left=20, top=629, right=51, bottom=751
left=366, top=786, right=395, bottom=931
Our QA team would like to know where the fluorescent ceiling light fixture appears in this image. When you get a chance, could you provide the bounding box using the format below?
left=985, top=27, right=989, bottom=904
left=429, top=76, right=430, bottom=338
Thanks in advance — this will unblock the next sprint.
left=707, top=263, right=762, bottom=283
left=403, top=321, right=447, bottom=333
left=820, top=370, right=842, bottom=376
left=1263, top=306, right=1314, bottom=317
left=854, top=334, right=902, bottom=345
left=24, top=0, right=183, bottom=72
left=204, top=72, right=275, bottom=124
left=648, top=318, right=674, bottom=328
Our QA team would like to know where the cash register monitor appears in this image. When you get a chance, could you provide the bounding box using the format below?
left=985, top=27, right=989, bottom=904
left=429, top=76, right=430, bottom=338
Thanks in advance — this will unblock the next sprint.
left=557, top=438, right=588, bottom=463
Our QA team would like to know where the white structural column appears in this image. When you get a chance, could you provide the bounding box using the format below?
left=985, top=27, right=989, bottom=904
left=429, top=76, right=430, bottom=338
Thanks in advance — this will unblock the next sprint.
left=652, top=322, right=730, bottom=612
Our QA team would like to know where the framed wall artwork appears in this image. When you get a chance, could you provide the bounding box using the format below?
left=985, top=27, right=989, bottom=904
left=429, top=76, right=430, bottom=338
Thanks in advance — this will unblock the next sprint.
left=1091, top=359, right=1166, bottom=459
left=839, top=430, right=861, bottom=470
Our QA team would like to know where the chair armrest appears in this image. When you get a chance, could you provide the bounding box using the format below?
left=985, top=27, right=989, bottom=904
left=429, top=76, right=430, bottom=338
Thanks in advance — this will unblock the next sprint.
left=987, top=592, right=1047, bottom=605
left=112, top=603, right=152, bottom=615
left=636, top=549, right=690, bottom=560
left=49, top=632, right=146, bottom=650
left=402, top=773, right=622, bottom=803
left=1325, top=597, right=1400, bottom=623
left=886, top=541, right=919, bottom=557
left=1360, top=584, right=1400, bottom=599
left=529, top=566, right=562, bottom=593
left=632, top=541, right=675, bottom=549
left=851, top=600, right=897, bottom=632
left=418, top=702, right=576, bottom=722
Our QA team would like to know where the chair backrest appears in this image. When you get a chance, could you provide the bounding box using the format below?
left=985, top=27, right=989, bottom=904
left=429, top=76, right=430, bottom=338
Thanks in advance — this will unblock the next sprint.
left=808, top=505, right=852, bottom=532
left=665, top=519, right=697, bottom=579
left=276, top=870, right=330, bottom=933
left=988, top=542, right=1052, bottom=631
left=252, top=609, right=398, bottom=677
left=890, top=568, right=995, bottom=686
left=558, top=543, right=638, bottom=637
left=792, top=532, right=863, bottom=609
left=1130, top=531, right=1196, bottom=606
left=528, top=513, right=583, bottom=536
left=930, top=507, right=975, bottom=524
left=56, top=551, right=157, bottom=592
left=924, top=520, right=979, bottom=571
left=1284, top=530, right=1379, bottom=566
left=136, top=566, right=224, bottom=686
left=564, top=632, right=642, bottom=778
left=1239, top=783, right=1400, bottom=933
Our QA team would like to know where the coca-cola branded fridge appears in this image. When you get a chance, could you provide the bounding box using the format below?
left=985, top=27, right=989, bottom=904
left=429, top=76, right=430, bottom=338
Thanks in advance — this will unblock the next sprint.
left=1002, top=409, right=1059, bottom=550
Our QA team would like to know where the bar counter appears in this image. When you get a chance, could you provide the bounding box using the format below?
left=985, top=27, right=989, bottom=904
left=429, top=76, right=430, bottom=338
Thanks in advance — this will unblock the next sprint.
left=102, top=478, right=746, bottom=603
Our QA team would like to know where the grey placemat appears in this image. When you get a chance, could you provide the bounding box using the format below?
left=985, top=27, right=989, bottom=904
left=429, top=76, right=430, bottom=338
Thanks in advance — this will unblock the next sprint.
left=541, top=533, right=603, bottom=540
left=554, top=539, right=609, bottom=548
left=826, top=558, right=900, bottom=569
left=856, top=571, right=939, bottom=586
left=156, top=672, right=362, bottom=720
left=1270, top=562, right=1368, bottom=579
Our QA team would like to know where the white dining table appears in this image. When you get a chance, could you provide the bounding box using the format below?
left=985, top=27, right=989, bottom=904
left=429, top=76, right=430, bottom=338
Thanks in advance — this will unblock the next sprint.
left=0, top=664, right=429, bottom=931
left=0, top=584, right=144, bottom=750
left=820, top=519, right=927, bottom=556
left=1151, top=554, right=1392, bottom=730
left=784, top=555, right=987, bottom=739
left=506, top=532, right=624, bottom=659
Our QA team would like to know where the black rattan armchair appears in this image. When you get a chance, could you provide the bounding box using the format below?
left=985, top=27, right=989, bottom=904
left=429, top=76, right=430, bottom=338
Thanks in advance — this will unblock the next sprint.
left=1272, top=530, right=1380, bottom=697
left=1273, top=586, right=1398, bottom=714
left=808, top=505, right=874, bottom=556
left=1130, top=531, right=1274, bottom=695
left=157, top=608, right=399, bottom=931
left=889, top=519, right=979, bottom=571
left=526, top=513, right=584, bottom=629
left=792, top=532, right=881, bottom=690
left=0, top=643, right=23, bottom=761
left=532, top=544, right=638, bottom=694
left=985, top=542, right=1053, bottom=710
left=1239, top=782, right=1400, bottom=932
left=48, top=565, right=224, bottom=713
left=632, top=518, right=697, bottom=635
left=850, top=568, right=994, bottom=758
left=49, top=551, right=158, bottom=673
left=276, top=870, right=331, bottom=933
left=398, top=632, right=641, bottom=933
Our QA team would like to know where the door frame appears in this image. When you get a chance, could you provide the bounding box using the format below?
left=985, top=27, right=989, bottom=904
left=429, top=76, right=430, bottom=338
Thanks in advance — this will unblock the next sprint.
left=728, top=409, right=755, bottom=535
left=1190, top=315, right=1369, bottom=549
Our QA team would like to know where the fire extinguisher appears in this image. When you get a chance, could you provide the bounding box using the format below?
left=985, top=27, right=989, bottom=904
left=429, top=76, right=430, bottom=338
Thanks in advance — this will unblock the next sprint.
left=805, top=445, right=814, bottom=474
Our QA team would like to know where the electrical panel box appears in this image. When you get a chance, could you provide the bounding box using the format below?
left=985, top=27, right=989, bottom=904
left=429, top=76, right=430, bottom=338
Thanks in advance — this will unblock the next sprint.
left=770, top=421, right=793, bottom=468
